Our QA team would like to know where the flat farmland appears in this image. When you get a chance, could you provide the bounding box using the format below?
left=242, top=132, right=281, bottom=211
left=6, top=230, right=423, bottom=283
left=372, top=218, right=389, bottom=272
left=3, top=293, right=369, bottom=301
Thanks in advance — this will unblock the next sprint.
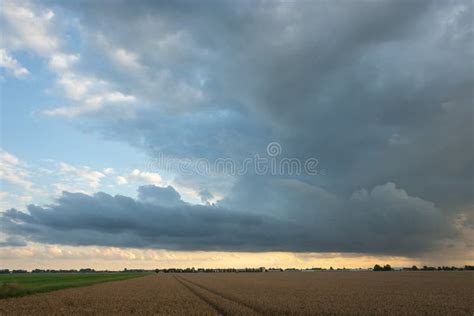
left=0, top=273, right=148, bottom=299
left=0, top=272, right=472, bottom=315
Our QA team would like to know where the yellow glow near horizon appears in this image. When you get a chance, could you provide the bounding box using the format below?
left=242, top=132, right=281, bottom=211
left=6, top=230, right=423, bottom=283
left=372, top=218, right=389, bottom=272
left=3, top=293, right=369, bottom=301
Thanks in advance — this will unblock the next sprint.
left=0, top=244, right=471, bottom=270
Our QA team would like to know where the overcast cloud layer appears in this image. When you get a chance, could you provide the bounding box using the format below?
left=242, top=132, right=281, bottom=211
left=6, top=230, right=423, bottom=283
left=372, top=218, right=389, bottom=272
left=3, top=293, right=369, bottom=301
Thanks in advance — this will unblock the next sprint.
left=0, top=0, right=473, bottom=258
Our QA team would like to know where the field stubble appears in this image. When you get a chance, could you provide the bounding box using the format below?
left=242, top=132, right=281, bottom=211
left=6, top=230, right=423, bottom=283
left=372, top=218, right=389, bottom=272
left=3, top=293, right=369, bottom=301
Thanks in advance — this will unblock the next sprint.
left=0, top=271, right=472, bottom=315
left=181, top=271, right=473, bottom=315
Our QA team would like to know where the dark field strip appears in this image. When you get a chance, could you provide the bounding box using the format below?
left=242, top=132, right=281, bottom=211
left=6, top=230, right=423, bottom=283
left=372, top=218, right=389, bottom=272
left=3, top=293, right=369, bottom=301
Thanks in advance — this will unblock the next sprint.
left=0, top=272, right=149, bottom=298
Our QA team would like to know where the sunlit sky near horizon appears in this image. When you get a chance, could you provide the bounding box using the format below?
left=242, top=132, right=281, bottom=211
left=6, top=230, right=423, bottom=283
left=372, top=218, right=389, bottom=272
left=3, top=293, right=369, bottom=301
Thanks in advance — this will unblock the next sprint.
left=0, top=0, right=473, bottom=269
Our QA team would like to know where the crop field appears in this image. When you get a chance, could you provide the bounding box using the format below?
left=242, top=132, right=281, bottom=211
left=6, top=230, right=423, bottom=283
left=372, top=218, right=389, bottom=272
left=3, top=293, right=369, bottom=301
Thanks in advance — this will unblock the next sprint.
left=0, top=272, right=472, bottom=315
left=0, top=272, right=148, bottom=299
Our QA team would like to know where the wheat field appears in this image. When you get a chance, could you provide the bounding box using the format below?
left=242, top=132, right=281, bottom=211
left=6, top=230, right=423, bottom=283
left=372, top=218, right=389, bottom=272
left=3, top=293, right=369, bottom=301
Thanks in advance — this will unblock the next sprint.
left=0, top=272, right=472, bottom=315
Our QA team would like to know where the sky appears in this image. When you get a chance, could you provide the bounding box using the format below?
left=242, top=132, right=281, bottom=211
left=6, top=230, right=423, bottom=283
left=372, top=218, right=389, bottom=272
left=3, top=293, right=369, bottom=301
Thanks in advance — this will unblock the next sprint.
left=0, top=0, right=473, bottom=270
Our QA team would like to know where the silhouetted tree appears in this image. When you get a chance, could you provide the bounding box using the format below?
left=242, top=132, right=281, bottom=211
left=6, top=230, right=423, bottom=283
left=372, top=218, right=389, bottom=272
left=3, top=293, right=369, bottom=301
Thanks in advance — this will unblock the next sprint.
left=383, top=264, right=392, bottom=271
left=373, top=264, right=383, bottom=271
left=373, top=264, right=392, bottom=271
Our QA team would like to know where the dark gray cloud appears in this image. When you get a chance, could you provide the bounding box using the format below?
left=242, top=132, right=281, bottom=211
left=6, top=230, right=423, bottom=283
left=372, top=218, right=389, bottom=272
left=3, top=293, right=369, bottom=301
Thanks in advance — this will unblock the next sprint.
left=0, top=236, right=27, bottom=247
left=0, top=184, right=457, bottom=255
left=138, top=185, right=185, bottom=208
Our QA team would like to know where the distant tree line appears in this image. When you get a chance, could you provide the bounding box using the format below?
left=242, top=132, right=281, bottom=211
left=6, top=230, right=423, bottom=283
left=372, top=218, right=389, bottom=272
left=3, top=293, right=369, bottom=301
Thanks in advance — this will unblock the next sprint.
left=30, top=268, right=96, bottom=273
left=0, top=268, right=102, bottom=274
left=373, top=265, right=474, bottom=271
left=403, top=265, right=473, bottom=271
left=373, top=264, right=393, bottom=271
left=157, top=267, right=267, bottom=273
left=123, top=268, right=148, bottom=273
left=1, top=265, right=472, bottom=274
left=0, top=269, right=27, bottom=274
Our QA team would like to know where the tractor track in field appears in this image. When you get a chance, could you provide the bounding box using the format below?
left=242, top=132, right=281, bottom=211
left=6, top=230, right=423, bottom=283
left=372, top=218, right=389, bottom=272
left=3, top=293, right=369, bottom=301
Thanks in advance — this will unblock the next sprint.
left=173, top=276, right=227, bottom=315
left=174, top=275, right=261, bottom=315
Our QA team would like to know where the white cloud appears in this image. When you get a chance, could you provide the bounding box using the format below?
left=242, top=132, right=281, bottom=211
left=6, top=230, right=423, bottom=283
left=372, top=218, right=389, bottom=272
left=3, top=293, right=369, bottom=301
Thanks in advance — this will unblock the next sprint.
left=0, top=150, right=20, bottom=165
left=43, top=90, right=137, bottom=117
left=55, top=73, right=96, bottom=100
left=0, top=49, right=29, bottom=77
left=56, top=162, right=105, bottom=190
left=94, top=34, right=143, bottom=73
left=0, top=0, right=58, bottom=55
left=91, top=31, right=207, bottom=112
left=129, top=169, right=163, bottom=185
left=0, top=150, right=33, bottom=190
left=0, top=0, right=138, bottom=118
left=113, top=48, right=142, bottom=71
left=0, top=191, right=32, bottom=211
left=43, top=9, right=54, bottom=21
left=105, top=91, right=136, bottom=103
left=116, top=176, right=128, bottom=185
left=103, top=168, right=115, bottom=175
left=48, top=53, right=79, bottom=72
left=115, top=169, right=164, bottom=186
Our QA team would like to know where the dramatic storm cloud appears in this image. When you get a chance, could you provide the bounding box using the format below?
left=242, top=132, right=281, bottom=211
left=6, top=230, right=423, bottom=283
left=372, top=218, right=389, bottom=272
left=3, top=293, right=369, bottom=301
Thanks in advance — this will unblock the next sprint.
left=0, top=0, right=472, bottom=261
left=46, top=0, right=472, bottom=206
left=1, top=183, right=456, bottom=255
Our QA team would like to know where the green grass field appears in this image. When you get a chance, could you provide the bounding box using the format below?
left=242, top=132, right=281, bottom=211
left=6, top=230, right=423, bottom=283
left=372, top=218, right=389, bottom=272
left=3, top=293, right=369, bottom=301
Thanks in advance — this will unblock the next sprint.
left=0, top=273, right=149, bottom=299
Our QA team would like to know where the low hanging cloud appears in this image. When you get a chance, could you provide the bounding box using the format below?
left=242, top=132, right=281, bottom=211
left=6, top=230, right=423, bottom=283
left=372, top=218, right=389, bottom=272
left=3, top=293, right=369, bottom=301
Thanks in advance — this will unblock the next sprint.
left=1, top=183, right=457, bottom=255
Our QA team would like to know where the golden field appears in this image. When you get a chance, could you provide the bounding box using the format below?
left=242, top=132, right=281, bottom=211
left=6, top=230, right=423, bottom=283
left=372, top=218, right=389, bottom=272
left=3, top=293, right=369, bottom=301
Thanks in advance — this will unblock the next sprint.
left=0, top=272, right=472, bottom=315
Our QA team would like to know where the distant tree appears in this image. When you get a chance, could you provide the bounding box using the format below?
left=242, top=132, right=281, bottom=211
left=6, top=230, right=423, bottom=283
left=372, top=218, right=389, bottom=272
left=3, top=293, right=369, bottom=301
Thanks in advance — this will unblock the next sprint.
left=411, top=265, right=418, bottom=271
left=373, top=264, right=383, bottom=271
left=383, top=264, right=392, bottom=271
left=373, top=264, right=392, bottom=271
